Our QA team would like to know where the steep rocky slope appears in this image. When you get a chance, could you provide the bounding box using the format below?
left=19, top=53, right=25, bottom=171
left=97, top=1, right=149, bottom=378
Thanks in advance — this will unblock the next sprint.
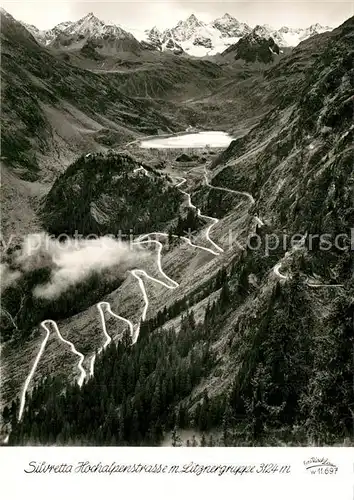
left=213, top=16, right=354, bottom=235
left=221, top=31, right=280, bottom=63
left=188, top=26, right=338, bottom=131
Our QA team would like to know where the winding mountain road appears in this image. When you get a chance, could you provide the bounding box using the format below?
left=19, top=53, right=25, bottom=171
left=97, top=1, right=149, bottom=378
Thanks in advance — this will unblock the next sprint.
left=273, top=263, right=344, bottom=288
left=18, top=319, right=86, bottom=421
left=89, top=301, right=135, bottom=377
left=89, top=237, right=182, bottom=375
left=273, top=263, right=289, bottom=280
left=203, top=166, right=255, bottom=204
left=18, top=189, right=223, bottom=418
left=305, top=279, right=344, bottom=288
left=17, top=155, right=264, bottom=420
left=18, top=325, right=50, bottom=421
left=18, top=155, right=341, bottom=422
left=202, top=166, right=265, bottom=228
left=175, top=175, right=224, bottom=254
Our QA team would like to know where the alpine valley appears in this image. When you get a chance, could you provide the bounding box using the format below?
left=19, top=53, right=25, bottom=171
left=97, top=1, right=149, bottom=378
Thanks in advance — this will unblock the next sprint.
left=0, top=7, right=353, bottom=447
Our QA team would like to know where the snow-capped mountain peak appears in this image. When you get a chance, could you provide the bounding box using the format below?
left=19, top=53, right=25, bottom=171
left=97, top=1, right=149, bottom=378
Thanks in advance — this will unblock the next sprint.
left=58, top=12, right=135, bottom=40
left=277, top=23, right=332, bottom=45
left=306, top=22, right=332, bottom=34
left=22, top=12, right=138, bottom=47
left=174, top=13, right=205, bottom=32
left=147, top=26, right=161, bottom=35
left=185, top=14, right=202, bottom=25
left=279, top=26, right=302, bottom=34
left=221, top=13, right=236, bottom=21
left=144, top=26, right=162, bottom=41
left=84, top=12, right=97, bottom=20
left=253, top=24, right=272, bottom=36
left=309, top=22, right=324, bottom=30
left=222, top=28, right=280, bottom=64
left=19, top=11, right=144, bottom=55
left=167, top=14, right=208, bottom=42
left=211, top=12, right=251, bottom=38
left=252, top=24, right=287, bottom=46
left=158, top=14, right=227, bottom=55
left=143, top=26, right=163, bottom=50
left=65, top=12, right=103, bottom=35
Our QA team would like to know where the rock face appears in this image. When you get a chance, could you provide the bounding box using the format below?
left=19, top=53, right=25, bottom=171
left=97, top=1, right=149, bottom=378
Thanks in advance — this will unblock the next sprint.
left=193, top=36, right=212, bottom=48
left=164, top=38, right=184, bottom=54
left=251, top=24, right=287, bottom=47
left=144, top=26, right=163, bottom=50
left=166, top=14, right=205, bottom=41
left=222, top=30, right=280, bottom=63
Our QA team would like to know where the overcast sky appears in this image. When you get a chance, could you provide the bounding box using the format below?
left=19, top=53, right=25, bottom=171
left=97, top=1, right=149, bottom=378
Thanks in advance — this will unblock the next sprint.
left=2, top=0, right=353, bottom=31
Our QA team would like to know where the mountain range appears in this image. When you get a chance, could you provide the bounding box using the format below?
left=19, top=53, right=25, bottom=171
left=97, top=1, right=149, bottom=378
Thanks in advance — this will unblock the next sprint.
left=22, top=11, right=333, bottom=57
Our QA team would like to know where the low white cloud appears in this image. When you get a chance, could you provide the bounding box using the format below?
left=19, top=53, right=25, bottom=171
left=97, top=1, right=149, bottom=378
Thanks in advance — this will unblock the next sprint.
left=14, top=232, right=148, bottom=300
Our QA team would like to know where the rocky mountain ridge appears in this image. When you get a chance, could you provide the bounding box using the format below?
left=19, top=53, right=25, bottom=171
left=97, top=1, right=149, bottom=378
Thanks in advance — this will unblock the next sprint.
left=21, top=11, right=333, bottom=57
left=24, top=12, right=143, bottom=54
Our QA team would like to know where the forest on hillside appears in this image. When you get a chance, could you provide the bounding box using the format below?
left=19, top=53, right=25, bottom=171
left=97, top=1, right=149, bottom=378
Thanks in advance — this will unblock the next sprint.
left=6, top=248, right=353, bottom=446
left=42, top=152, right=183, bottom=236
